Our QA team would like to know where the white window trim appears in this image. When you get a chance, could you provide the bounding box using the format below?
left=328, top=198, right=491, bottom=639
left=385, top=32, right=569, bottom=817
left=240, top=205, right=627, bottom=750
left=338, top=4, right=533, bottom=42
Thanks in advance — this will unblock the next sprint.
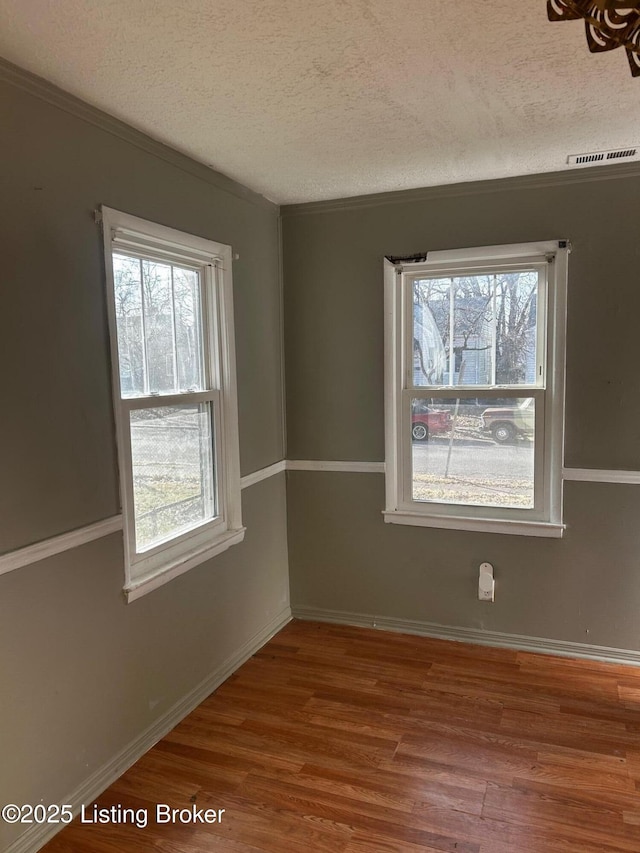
left=102, top=207, right=244, bottom=600
left=384, top=240, right=568, bottom=537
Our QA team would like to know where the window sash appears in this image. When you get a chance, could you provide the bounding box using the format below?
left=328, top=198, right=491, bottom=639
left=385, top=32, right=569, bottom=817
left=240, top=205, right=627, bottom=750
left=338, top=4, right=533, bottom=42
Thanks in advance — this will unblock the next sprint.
left=405, top=260, right=548, bottom=392
left=384, top=241, right=567, bottom=535
left=119, top=391, right=224, bottom=568
left=111, top=254, right=224, bottom=569
left=112, top=253, right=207, bottom=397
left=112, top=254, right=219, bottom=400
left=399, top=387, right=547, bottom=521
left=102, top=207, right=244, bottom=597
left=399, top=257, right=549, bottom=519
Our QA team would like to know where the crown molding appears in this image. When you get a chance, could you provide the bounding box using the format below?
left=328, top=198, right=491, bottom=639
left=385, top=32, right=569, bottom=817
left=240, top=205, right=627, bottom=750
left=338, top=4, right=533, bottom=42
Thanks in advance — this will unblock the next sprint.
left=281, top=160, right=640, bottom=216
left=0, top=57, right=276, bottom=212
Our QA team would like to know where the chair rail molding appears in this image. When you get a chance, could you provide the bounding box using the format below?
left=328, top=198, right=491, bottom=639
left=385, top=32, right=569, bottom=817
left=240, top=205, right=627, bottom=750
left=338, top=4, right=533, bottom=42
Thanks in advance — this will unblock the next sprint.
left=1, top=461, right=637, bottom=577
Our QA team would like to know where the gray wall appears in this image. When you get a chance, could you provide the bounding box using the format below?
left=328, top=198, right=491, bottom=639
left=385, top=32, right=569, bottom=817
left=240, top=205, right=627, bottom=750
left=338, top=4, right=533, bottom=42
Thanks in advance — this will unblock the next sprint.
left=0, top=71, right=288, bottom=850
left=4, top=55, right=640, bottom=853
left=282, top=170, right=640, bottom=652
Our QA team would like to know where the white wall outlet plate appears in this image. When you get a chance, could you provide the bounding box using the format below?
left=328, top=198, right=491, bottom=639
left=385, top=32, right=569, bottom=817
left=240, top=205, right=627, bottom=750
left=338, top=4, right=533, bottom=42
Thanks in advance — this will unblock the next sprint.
left=478, top=562, right=495, bottom=602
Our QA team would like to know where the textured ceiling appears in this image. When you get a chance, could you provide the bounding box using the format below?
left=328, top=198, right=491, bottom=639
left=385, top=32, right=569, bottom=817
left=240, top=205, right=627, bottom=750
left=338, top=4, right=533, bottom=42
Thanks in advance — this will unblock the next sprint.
left=0, top=1, right=638, bottom=203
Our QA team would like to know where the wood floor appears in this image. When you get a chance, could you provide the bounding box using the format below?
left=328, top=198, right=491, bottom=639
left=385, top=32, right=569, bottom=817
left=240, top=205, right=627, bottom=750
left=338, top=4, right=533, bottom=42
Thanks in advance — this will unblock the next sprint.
left=43, top=619, right=640, bottom=853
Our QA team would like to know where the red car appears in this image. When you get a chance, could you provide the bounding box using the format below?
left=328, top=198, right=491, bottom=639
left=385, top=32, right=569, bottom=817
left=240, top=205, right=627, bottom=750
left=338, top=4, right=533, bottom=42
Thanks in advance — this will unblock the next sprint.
left=411, top=401, right=451, bottom=441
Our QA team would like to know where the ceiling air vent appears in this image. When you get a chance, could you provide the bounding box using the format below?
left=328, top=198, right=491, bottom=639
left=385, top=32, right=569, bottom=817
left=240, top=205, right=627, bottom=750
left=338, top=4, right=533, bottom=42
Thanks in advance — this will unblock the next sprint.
left=567, top=147, right=639, bottom=166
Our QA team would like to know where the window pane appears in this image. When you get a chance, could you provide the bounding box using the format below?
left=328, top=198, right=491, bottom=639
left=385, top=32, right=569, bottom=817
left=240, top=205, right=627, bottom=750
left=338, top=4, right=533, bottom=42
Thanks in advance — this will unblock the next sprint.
left=453, top=274, right=493, bottom=385
left=411, top=397, right=534, bottom=509
left=113, top=254, right=205, bottom=397
left=113, top=254, right=145, bottom=396
left=173, top=266, right=204, bottom=390
left=130, top=404, right=215, bottom=552
left=413, top=271, right=538, bottom=387
left=494, top=271, right=538, bottom=385
left=142, top=260, right=175, bottom=394
left=413, top=278, right=449, bottom=385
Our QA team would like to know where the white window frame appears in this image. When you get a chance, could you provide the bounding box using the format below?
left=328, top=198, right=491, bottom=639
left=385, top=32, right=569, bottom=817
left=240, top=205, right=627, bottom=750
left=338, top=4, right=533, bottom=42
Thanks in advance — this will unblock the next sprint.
left=102, top=207, right=244, bottom=601
left=384, top=240, right=568, bottom=538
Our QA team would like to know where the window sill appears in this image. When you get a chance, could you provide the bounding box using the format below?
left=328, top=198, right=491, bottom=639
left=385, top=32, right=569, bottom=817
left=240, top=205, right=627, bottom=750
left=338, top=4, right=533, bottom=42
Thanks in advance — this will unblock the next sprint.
left=383, top=510, right=564, bottom=538
left=125, top=527, right=246, bottom=602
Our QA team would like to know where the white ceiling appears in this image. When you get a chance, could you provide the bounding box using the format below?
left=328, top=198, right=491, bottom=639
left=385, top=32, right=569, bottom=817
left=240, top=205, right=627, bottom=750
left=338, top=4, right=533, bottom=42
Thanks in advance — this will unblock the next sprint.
left=0, top=1, right=638, bottom=204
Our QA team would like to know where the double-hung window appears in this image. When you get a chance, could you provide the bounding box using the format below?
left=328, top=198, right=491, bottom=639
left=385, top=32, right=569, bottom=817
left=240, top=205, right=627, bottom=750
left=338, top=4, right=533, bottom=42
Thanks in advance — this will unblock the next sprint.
left=102, top=208, right=244, bottom=600
left=384, top=241, right=568, bottom=537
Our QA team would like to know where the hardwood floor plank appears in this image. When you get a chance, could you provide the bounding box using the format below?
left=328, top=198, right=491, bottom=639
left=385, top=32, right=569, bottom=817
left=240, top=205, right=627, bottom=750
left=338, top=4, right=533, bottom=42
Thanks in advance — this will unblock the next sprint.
left=230, top=776, right=479, bottom=853
left=499, top=707, right=630, bottom=755
left=512, top=758, right=636, bottom=795
left=238, top=716, right=398, bottom=768
left=535, top=747, right=629, bottom=774
left=395, top=728, right=540, bottom=783
left=481, top=782, right=640, bottom=851
left=156, top=834, right=269, bottom=853
left=123, top=745, right=249, bottom=796
left=344, top=830, right=459, bottom=853
left=163, top=724, right=308, bottom=774
left=245, top=763, right=417, bottom=815
left=41, top=620, right=640, bottom=853
left=193, top=790, right=355, bottom=853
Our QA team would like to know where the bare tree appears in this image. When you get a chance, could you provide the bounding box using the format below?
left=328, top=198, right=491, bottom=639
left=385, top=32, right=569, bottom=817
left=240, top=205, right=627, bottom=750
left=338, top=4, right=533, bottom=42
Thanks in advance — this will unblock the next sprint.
left=414, top=271, right=537, bottom=385
left=113, top=256, right=202, bottom=393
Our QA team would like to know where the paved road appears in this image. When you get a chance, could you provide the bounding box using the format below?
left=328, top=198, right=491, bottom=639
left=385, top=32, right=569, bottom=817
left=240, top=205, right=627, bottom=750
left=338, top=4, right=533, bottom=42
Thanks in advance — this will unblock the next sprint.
left=412, top=436, right=534, bottom=480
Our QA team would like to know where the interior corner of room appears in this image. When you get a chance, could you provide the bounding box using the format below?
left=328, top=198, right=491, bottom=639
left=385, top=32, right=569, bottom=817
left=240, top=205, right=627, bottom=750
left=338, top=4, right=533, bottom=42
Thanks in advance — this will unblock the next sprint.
left=2, top=4, right=640, bottom=849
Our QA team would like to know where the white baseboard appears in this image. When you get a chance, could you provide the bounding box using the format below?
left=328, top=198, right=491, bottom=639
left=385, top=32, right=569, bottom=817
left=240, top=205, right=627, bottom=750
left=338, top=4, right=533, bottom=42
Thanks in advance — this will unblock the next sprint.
left=292, top=606, right=640, bottom=667
left=7, top=606, right=292, bottom=853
